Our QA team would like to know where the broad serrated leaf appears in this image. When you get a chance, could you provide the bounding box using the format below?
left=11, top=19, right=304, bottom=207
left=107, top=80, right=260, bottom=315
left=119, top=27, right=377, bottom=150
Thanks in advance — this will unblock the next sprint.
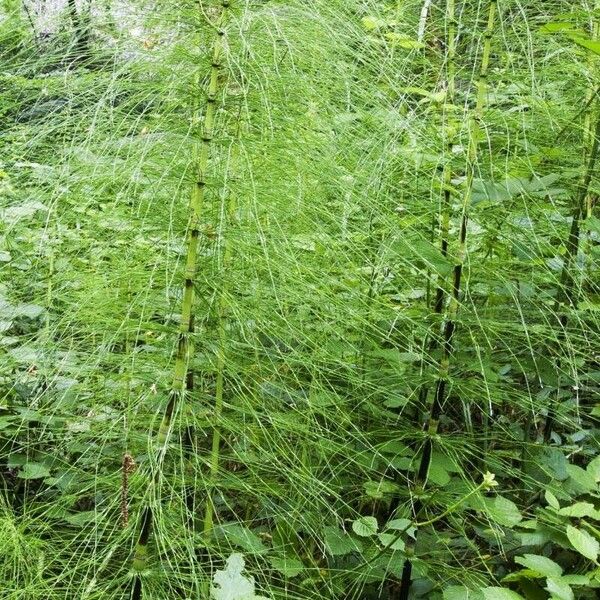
left=269, top=557, right=303, bottom=578
left=215, top=523, right=268, bottom=555
left=538, top=448, right=569, bottom=481
left=558, top=503, right=599, bottom=519
left=361, top=16, right=385, bottom=31
left=378, top=533, right=405, bottom=551
left=352, top=516, right=378, bottom=537
left=64, top=511, right=97, bottom=527
left=545, top=576, right=574, bottom=600
left=18, top=462, right=50, bottom=480
left=514, top=554, right=562, bottom=578
left=566, top=465, right=597, bottom=493
left=323, top=526, right=362, bottom=556
left=566, top=525, right=599, bottom=562
left=560, top=574, right=590, bottom=585
left=545, top=490, right=560, bottom=510
left=363, top=480, right=399, bottom=499
left=482, top=587, right=525, bottom=600
left=485, top=496, right=523, bottom=527
left=587, top=455, right=600, bottom=482
left=428, top=459, right=451, bottom=486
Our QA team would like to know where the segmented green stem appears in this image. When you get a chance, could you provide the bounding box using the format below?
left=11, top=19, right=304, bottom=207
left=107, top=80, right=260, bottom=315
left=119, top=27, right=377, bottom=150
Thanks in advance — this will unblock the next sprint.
left=157, top=0, right=231, bottom=446
left=203, top=164, right=237, bottom=537
left=395, top=4, right=497, bottom=599
left=130, top=3, right=232, bottom=597
left=544, top=116, right=600, bottom=441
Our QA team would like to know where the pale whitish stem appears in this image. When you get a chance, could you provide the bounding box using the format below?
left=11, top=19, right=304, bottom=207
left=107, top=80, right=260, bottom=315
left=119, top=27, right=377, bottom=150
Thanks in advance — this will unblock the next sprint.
left=417, top=0, right=433, bottom=43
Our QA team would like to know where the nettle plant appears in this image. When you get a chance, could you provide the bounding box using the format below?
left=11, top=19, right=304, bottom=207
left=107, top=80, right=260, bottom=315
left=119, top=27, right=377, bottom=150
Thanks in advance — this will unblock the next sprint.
left=469, top=456, right=600, bottom=600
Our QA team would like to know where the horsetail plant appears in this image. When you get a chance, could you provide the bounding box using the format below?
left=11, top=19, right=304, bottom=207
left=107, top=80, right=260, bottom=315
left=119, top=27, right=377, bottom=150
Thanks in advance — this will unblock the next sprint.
left=158, top=0, right=232, bottom=443
left=130, top=2, right=233, bottom=597
left=544, top=16, right=600, bottom=440
left=3, top=1, right=600, bottom=599
left=543, top=118, right=600, bottom=437
left=395, top=3, right=498, bottom=599
left=415, top=0, right=457, bottom=424
left=203, top=131, right=242, bottom=538
left=582, top=3, right=600, bottom=280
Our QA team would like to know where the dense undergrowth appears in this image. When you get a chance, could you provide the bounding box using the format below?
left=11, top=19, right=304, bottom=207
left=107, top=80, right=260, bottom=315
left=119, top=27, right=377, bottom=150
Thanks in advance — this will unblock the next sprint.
left=0, top=1, right=599, bottom=599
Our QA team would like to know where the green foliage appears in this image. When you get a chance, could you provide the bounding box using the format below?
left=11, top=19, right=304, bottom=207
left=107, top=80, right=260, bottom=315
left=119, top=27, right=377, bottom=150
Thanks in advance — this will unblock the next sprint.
left=497, top=455, right=600, bottom=599
left=0, top=1, right=599, bottom=599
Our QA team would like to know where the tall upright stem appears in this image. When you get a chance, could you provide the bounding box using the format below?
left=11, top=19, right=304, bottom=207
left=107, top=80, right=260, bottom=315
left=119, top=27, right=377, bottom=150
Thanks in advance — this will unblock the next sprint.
left=157, top=0, right=231, bottom=446
left=543, top=115, right=600, bottom=441
left=203, top=153, right=237, bottom=537
left=130, top=3, right=232, bottom=598
left=395, top=4, right=497, bottom=599
left=67, top=0, right=90, bottom=58
left=417, top=0, right=456, bottom=418
left=544, top=5, right=600, bottom=441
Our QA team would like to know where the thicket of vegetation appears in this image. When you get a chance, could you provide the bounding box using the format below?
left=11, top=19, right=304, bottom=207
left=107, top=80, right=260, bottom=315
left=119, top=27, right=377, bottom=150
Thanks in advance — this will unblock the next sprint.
left=1, top=1, right=599, bottom=599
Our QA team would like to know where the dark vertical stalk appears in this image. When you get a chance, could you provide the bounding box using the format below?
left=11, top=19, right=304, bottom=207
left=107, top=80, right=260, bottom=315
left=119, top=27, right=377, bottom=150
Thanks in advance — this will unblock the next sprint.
left=415, top=0, right=456, bottom=423
left=543, top=115, right=600, bottom=441
left=67, top=0, right=90, bottom=59
left=543, top=7, right=599, bottom=441
left=394, top=4, right=497, bottom=599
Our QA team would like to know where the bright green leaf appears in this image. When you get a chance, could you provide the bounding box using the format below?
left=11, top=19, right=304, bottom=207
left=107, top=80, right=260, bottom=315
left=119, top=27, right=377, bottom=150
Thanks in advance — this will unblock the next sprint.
left=560, top=575, right=590, bottom=585
left=545, top=490, right=560, bottom=510
left=64, top=511, right=98, bottom=527
left=545, top=576, right=574, bottom=600
left=215, top=523, right=268, bottom=555
left=482, top=587, right=526, bottom=600
left=558, top=503, right=599, bottom=519
left=18, top=462, right=50, bottom=480
left=385, top=33, right=425, bottom=49
left=571, top=36, right=600, bottom=55
left=378, top=532, right=405, bottom=551
left=362, top=16, right=384, bottom=31
left=514, top=554, right=562, bottom=578
left=352, top=516, right=378, bottom=537
left=566, top=465, right=597, bottom=493
left=428, top=459, right=451, bottom=486
left=586, top=455, right=600, bottom=482
left=485, top=496, right=523, bottom=528
left=269, top=556, right=303, bottom=578
left=539, top=22, right=581, bottom=34
left=566, top=525, right=599, bottom=562
left=323, top=526, right=362, bottom=556
left=363, top=480, right=399, bottom=499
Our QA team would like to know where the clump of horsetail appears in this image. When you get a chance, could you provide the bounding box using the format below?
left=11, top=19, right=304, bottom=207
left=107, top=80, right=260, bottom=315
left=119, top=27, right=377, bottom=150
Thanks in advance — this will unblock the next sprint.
left=391, top=0, right=458, bottom=505
left=130, top=2, right=233, bottom=597
left=395, top=3, right=497, bottom=599
left=544, top=18, right=600, bottom=440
